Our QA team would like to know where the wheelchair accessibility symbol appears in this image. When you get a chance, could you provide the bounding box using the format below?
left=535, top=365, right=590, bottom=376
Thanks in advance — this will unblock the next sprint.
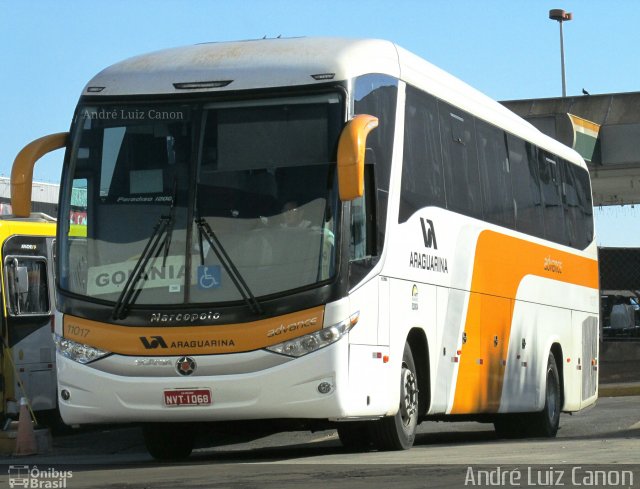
left=198, top=265, right=221, bottom=289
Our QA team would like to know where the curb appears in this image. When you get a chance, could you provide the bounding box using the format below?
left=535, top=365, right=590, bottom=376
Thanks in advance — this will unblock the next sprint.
left=598, top=384, right=640, bottom=397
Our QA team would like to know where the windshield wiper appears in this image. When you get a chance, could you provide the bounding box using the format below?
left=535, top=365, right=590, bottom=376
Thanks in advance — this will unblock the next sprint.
left=112, top=189, right=177, bottom=320
left=162, top=179, right=178, bottom=267
left=195, top=217, right=263, bottom=316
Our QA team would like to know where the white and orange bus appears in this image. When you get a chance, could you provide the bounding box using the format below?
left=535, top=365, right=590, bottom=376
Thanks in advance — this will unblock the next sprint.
left=13, top=38, right=599, bottom=459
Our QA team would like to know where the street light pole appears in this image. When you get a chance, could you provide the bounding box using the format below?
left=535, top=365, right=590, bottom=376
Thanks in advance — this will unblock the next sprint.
left=549, top=9, right=573, bottom=97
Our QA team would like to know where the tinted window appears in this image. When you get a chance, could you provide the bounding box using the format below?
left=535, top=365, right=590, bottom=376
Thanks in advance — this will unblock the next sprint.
left=539, top=152, right=566, bottom=244
left=439, top=102, right=482, bottom=218
left=508, top=135, right=544, bottom=236
left=399, top=86, right=445, bottom=222
left=561, top=159, right=580, bottom=246
left=563, top=160, right=594, bottom=249
left=396, top=86, right=593, bottom=250
left=476, top=121, right=514, bottom=228
left=354, top=75, right=398, bottom=249
left=577, top=167, right=594, bottom=249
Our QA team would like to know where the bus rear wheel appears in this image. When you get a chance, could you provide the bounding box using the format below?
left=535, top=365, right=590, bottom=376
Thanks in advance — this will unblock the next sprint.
left=369, top=343, right=419, bottom=450
left=142, top=423, right=195, bottom=461
left=528, top=352, right=561, bottom=437
left=494, top=352, right=561, bottom=439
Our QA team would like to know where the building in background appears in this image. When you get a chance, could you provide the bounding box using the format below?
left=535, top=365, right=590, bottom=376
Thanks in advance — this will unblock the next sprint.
left=0, top=177, right=59, bottom=217
left=0, top=177, right=86, bottom=223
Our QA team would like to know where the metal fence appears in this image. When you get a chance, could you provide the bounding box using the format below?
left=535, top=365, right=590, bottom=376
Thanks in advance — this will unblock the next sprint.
left=599, top=247, right=640, bottom=292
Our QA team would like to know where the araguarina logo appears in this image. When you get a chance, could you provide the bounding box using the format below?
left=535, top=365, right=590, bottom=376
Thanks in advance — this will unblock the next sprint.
left=420, top=218, right=438, bottom=249
left=139, top=336, right=168, bottom=349
left=409, top=218, right=448, bottom=274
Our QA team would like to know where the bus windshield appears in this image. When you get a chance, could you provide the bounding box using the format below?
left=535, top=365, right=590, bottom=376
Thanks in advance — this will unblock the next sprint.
left=59, top=93, right=343, bottom=308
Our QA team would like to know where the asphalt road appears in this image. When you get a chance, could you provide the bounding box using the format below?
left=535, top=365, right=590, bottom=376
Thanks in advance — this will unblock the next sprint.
left=1, top=395, right=638, bottom=488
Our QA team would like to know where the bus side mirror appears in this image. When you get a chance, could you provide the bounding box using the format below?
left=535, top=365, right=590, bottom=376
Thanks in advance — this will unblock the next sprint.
left=337, top=114, right=378, bottom=201
left=11, top=132, right=69, bottom=217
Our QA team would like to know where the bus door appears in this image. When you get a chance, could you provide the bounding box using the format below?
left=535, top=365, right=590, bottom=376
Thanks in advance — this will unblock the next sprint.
left=2, top=236, right=56, bottom=417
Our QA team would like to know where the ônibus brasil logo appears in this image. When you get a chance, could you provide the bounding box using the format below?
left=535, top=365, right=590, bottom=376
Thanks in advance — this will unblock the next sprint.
left=8, top=465, right=73, bottom=488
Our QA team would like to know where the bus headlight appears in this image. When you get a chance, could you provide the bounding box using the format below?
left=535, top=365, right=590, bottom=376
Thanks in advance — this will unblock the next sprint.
left=53, top=334, right=110, bottom=364
left=266, top=312, right=359, bottom=358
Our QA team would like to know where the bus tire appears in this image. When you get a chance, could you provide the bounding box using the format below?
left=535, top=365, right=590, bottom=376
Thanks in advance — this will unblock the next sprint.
left=369, top=343, right=419, bottom=450
left=337, top=422, right=371, bottom=451
left=142, top=423, right=195, bottom=461
left=528, top=352, right=561, bottom=437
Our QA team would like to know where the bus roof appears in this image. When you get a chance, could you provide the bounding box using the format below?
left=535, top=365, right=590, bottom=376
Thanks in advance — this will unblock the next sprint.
left=83, top=37, right=584, bottom=168
left=84, top=37, right=400, bottom=96
left=0, top=216, right=56, bottom=241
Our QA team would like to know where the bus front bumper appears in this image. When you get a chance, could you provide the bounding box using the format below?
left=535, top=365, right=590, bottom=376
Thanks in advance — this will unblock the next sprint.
left=57, top=339, right=350, bottom=425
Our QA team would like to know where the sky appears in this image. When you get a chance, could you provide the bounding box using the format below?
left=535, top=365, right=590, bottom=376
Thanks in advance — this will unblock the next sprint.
left=1, top=0, right=639, bottom=246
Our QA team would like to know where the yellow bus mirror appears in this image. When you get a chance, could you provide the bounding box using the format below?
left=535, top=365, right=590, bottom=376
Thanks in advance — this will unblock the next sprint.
left=337, top=114, right=378, bottom=201
left=11, top=132, right=69, bottom=218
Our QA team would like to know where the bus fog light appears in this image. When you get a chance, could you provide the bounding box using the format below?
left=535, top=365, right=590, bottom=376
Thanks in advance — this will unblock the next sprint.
left=60, top=389, right=71, bottom=401
left=265, top=312, right=359, bottom=358
left=317, top=382, right=332, bottom=394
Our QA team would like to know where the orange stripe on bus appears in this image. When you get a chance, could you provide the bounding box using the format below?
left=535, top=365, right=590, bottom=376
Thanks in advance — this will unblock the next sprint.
left=63, top=306, right=324, bottom=356
left=450, top=230, right=598, bottom=414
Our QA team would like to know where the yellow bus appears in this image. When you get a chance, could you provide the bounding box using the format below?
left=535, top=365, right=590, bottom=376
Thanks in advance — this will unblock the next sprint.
left=0, top=209, right=57, bottom=424
left=14, top=38, right=598, bottom=459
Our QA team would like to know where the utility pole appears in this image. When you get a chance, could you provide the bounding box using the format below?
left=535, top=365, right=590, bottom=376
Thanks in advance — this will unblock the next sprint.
left=549, top=9, right=573, bottom=97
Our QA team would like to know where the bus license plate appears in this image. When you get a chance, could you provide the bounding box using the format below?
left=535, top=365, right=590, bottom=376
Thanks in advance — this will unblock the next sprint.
left=163, top=389, right=212, bottom=407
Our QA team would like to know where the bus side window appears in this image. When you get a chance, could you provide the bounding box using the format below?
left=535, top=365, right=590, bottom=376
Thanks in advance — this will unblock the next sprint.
left=399, top=85, right=445, bottom=223
left=508, top=136, right=544, bottom=236
left=350, top=195, right=366, bottom=261
left=350, top=162, right=377, bottom=261
left=561, top=159, right=580, bottom=247
left=439, top=102, right=482, bottom=219
left=539, top=152, right=567, bottom=245
left=476, top=121, right=514, bottom=228
left=573, top=165, right=594, bottom=248
left=562, top=160, right=595, bottom=250
left=354, top=74, right=398, bottom=254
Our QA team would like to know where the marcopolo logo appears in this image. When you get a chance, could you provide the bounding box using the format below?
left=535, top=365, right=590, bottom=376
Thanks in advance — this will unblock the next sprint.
left=149, top=311, right=221, bottom=324
left=139, top=336, right=168, bottom=349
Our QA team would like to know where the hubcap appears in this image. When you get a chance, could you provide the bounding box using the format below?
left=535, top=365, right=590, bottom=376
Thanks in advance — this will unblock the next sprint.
left=400, top=366, right=418, bottom=427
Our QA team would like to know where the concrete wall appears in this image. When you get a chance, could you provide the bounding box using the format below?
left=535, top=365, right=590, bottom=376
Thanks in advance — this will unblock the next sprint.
left=600, top=341, right=640, bottom=383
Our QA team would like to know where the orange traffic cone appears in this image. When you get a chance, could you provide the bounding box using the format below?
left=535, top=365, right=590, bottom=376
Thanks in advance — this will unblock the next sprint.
left=13, top=397, right=37, bottom=456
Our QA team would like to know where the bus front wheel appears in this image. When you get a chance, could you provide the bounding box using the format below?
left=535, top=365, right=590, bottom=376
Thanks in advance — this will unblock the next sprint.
left=369, top=343, right=419, bottom=450
left=142, top=423, right=195, bottom=461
